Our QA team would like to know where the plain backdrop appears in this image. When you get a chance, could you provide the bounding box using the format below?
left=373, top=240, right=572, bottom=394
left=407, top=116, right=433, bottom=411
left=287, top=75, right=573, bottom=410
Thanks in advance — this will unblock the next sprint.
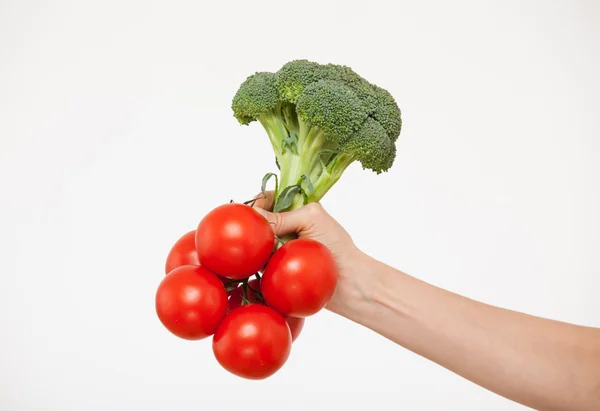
left=1, top=1, right=599, bottom=410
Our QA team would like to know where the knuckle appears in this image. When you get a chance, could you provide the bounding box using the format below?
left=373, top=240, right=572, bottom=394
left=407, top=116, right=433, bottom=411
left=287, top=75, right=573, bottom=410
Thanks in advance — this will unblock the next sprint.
left=273, top=212, right=285, bottom=229
left=305, top=202, right=323, bottom=216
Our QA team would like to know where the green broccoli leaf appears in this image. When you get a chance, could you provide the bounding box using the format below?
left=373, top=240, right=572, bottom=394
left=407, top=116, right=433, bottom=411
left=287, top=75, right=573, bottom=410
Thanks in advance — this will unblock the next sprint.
left=261, top=172, right=279, bottom=196
left=299, top=175, right=314, bottom=194
left=274, top=185, right=302, bottom=212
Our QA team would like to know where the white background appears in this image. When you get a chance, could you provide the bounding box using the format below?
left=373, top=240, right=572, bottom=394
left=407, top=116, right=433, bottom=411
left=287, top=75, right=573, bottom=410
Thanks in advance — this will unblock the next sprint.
left=1, top=1, right=599, bottom=410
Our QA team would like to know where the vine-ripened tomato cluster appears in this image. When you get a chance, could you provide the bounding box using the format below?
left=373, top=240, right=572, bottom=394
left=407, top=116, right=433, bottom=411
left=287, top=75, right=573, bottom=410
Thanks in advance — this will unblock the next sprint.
left=155, top=202, right=338, bottom=380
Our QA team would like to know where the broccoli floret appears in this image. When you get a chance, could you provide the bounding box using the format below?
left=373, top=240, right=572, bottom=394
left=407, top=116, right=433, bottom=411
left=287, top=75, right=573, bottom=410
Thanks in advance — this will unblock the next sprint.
left=371, top=85, right=402, bottom=142
left=341, top=117, right=396, bottom=173
left=231, top=72, right=278, bottom=125
left=296, top=79, right=367, bottom=143
left=232, top=59, right=402, bottom=213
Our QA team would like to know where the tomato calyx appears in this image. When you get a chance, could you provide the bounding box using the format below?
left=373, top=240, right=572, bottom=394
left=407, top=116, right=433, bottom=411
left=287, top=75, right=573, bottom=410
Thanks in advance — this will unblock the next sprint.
left=244, top=274, right=266, bottom=305
left=240, top=275, right=266, bottom=306
left=223, top=278, right=244, bottom=293
left=224, top=273, right=267, bottom=306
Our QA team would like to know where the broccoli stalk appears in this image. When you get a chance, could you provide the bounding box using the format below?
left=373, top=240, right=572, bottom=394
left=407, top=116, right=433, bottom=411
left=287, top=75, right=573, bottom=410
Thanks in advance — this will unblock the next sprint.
left=259, top=111, right=349, bottom=210
left=232, top=60, right=402, bottom=214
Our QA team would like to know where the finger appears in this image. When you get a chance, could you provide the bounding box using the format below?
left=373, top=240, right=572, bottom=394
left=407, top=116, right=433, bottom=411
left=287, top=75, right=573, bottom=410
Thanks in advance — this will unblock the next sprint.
left=250, top=191, right=274, bottom=211
left=254, top=207, right=307, bottom=237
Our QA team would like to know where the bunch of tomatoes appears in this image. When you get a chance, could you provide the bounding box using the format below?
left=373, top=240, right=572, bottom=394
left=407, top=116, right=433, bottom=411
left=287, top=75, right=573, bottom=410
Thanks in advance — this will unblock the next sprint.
left=155, top=202, right=338, bottom=380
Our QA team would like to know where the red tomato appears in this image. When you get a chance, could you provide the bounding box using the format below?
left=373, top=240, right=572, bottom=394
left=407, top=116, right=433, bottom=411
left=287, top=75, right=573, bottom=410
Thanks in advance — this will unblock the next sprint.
left=212, top=304, right=291, bottom=380
left=286, top=316, right=305, bottom=342
left=228, top=279, right=305, bottom=342
left=155, top=265, right=228, bottom=340
left=261, top=238, right=337, bottom=317
left=196, top=203, right=274, bottom=280
left=164, top=230, right=231, bottom=286
left=165, top=230, right=199, bottom=274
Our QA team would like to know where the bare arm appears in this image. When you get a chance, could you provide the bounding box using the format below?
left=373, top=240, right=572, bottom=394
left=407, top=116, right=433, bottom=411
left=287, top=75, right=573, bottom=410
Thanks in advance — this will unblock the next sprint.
left=335, top=251, right=600, bottom=411
left=253, top=196, right=600, bottom=411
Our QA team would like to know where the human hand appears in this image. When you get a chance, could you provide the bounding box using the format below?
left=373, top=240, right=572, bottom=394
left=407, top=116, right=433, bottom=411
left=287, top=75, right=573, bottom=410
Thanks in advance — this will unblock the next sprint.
left=252, top=192, right=368, bottom=313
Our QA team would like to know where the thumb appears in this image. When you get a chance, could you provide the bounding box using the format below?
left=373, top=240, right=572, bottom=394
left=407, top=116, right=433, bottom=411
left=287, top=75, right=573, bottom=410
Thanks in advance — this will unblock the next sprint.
left=254, top=207, right=307, bottom=237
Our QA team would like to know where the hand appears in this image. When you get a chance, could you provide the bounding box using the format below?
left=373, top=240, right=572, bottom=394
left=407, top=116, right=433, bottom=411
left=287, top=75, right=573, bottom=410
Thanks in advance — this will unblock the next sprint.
left=252, top=192, right=367, bottom=313
left=252, top=193, right=600, bottom=411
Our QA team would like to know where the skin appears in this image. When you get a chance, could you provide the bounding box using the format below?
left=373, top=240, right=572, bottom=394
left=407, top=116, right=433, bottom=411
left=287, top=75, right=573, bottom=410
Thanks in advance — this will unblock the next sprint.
left=253, top=192, right=600, bottom=411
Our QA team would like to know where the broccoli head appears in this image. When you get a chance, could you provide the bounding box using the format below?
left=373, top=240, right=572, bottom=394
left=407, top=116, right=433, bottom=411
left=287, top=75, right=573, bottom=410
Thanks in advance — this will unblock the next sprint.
left=232, top=59, right=402, bottom=213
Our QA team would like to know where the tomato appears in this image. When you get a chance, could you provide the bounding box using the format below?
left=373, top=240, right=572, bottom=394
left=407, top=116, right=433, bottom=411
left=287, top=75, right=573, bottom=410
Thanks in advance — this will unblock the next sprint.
left=165, top=229, right=232, bottom=287
left=227, top=279, right=305, bottom=342
left=196, top=203, right=274, bottom=280
left=155, top=265, right=228, bottom=340
left=261, top=238, right=337, bottom=317
left=285, top=316, right=304, bottom=342
left=165, top=230, right=199, bottom=274
left=212, top=304, right=291, bottom=380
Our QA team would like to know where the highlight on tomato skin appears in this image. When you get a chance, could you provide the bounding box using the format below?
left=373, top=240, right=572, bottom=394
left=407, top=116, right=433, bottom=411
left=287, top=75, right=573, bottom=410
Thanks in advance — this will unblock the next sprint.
left=195, top=203, right=275, bottom=280
left=165, top=230, right=199, bottom=275
left=155, top=265, right=228, bottom=340
left=212, top=304, right=292, bottom=380
left=227, top=279, right=305, bottom=342
left=261, top=238, right=338, bottom=318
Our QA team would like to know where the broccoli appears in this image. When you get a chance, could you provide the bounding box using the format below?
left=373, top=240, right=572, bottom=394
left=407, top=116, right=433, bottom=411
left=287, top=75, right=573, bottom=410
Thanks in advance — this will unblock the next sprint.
left=232, top=59, right=402, bottom=213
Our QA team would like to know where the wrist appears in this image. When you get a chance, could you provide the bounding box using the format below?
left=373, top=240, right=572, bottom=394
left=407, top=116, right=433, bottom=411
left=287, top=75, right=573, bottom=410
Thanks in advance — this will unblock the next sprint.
left=328, top=249, right=418, bottom=333
left=328, top=249, right=386, bottom=320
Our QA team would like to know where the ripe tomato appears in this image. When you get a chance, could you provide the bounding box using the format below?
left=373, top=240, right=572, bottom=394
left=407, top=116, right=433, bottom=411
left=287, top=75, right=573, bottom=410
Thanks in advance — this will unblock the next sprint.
left=285, top=316, right=304, bottom=342
left=261, top=238, right=337, bottom=317
left=212, top=304, right=291, bottom=380
left=196, top=203, right=274, bottom=280
left=165, top=230, right=231, bottom=286
left=165, top=230, right=199, bottom=274
left=155, top=265, right=228, bottom=340
left=228, top=279, right=305, bottom=342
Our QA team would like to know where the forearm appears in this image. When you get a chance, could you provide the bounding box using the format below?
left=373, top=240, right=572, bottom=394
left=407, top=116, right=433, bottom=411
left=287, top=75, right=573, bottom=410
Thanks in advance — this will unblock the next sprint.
left=331, top=251, right=600, bottom=411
